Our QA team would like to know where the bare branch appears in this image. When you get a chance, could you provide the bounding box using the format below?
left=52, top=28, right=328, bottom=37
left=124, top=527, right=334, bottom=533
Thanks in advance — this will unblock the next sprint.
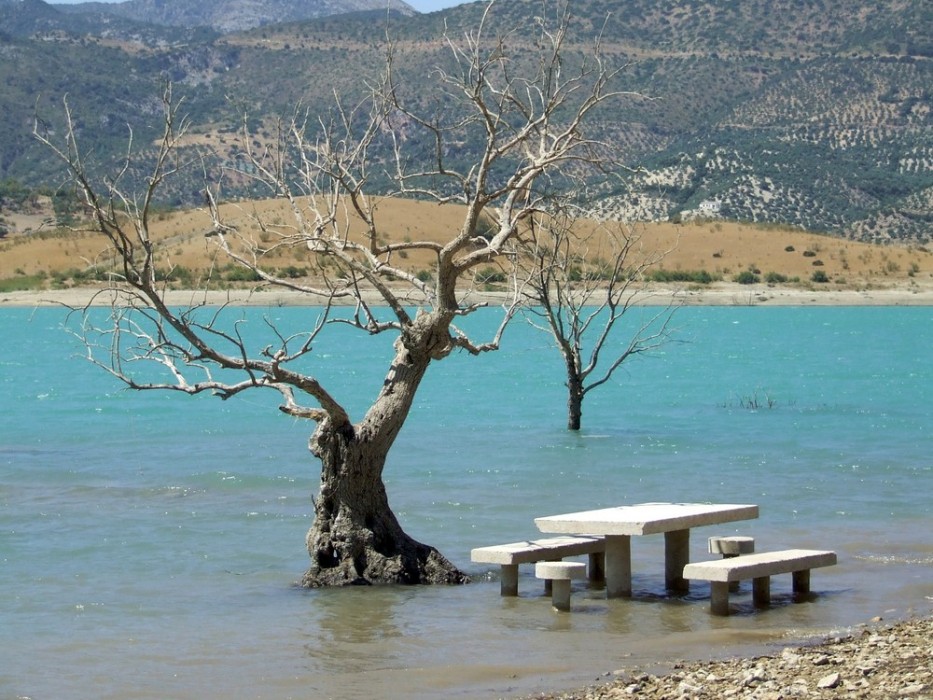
left=516, top=202, right=680, bottom=429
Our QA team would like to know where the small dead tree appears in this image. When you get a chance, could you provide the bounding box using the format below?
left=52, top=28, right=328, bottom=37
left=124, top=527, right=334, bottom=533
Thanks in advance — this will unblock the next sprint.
left=518, top=206, right=677, bottom=430
left=35, top=1, right=627, bottom=586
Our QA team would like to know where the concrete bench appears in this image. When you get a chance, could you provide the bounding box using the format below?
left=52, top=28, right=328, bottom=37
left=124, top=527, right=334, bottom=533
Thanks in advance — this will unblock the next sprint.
left=683, top=549, right=836, bottom=615
left=708, top=535, right=755, bottom=557
left=708, top=535, right=755, bottom=592
left=471, top=535, right=605, bottom=596
left=535, top=561, right=585, bottom=611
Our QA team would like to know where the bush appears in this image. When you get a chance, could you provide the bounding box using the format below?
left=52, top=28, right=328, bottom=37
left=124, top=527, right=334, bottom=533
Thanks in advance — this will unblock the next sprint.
left=278, top=265, right=307, bottom=279
left=0, top=274, right=46, bottom=292
left=734, top=270, right=760, bottom=284
left=764, top=271, right=789, bottom=284
left=157, top=265, right=194, bottom=284
left=223, top=265, right=263, bottom=282
left=478, top=267, right=505, bottom=284
left=811, top=270, right=830, bottom=283
left=648, top=269, right=719, bottom=284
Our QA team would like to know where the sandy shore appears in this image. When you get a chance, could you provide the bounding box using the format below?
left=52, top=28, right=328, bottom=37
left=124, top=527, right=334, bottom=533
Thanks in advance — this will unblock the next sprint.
left=523, top=614, right=932, bottom=700
left=3, top=283, right=933, bottom=308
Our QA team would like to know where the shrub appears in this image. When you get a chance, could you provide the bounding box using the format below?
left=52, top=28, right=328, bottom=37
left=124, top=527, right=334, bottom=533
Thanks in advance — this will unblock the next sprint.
left=764, top=271, right=789, bottom=284
left=157, top=265, right=194, bottom=284
left=734, top=270, right=760, bottom=284
left=0, top=274, right=46, bottom=292
left=278, top=265, right=307, bottom=279
left=811, top=270, right=830, bottom=283
left=478, top=267, right=505, bottom=284
left=784, top=245, right=795, bottom=252
left=648, top=269, right=719, bottom=284
left=223, top=265, right=263, bottom=282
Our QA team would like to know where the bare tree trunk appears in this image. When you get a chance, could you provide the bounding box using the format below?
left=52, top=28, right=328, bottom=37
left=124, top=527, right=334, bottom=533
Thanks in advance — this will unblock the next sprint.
left=303, top=423, right=466, bottom=585
left=302, top=312, right=468, bottom=586
left=566, top=359, right=584, bottom=431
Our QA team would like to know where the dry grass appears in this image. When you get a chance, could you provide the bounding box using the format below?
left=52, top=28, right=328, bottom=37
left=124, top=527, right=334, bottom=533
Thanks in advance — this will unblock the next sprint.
left=2, top=197, right=932, bottom=293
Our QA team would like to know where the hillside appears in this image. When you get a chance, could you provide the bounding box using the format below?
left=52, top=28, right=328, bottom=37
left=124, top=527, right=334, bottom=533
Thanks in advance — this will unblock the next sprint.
left=54, top=0, right=416, bottom=34
left=3, top=197, right=932, bottom=299
left=0, top=0, right=930, bottom=243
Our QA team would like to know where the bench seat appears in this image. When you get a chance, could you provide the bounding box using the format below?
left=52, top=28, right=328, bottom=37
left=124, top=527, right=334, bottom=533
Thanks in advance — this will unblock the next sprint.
left=471, top=535, right=605, bottom=596
left=535, top=561, right=586, bottom=611
left=683, top=548, right=836, bottom=615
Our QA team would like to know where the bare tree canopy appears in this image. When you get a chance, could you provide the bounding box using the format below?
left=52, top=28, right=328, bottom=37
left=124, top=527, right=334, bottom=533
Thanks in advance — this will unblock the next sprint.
left=35, top=1, right=632, bottom=586
left=517, top=206, right=678, bottom=430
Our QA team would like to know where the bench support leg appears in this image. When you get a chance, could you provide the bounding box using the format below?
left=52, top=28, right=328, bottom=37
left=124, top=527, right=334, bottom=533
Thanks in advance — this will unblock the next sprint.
left=551, top=579, right=572, bottom=611
left=753, top=576, right=771, bottom=607
left=710, top=581, right=730, bottom=615
left=605, top=535, right=632, bottom=598
left=500, top=564, right=519, bottom=597
left=665, top=529, right=690, bottom=592
left=723, top=553, right=742, bottom=593
left=588, top=552, right=605, bottom=583
left=792, top=569, right=811, bottom=595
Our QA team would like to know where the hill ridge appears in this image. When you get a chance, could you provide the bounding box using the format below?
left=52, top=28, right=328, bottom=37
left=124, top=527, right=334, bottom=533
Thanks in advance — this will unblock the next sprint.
left=53, top=0, right=416, bottom=33
left=1, top=0, right=930, bottom=243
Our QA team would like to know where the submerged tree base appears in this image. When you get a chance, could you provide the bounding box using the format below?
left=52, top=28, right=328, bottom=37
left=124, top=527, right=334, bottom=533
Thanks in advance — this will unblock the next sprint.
left=300, top=525, right=470, bottom=587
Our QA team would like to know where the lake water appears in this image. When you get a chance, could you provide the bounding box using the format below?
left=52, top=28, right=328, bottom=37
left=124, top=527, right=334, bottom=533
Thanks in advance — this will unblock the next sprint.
left=1, top=305, right=931, bottom=700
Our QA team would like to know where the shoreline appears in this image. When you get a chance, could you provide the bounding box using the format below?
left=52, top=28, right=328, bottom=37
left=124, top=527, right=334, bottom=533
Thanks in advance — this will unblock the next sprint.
left=525, top=613, right=932, bottom=699
left=3, top=283, right=933, bottom=308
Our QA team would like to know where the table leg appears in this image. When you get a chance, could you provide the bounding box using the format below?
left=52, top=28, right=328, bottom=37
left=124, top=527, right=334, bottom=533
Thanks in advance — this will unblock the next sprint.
left=500, top=564, right=519, bottom=596
left=665, top=528, right=690, bottom=592
left=604, top=534, right=632, bottom=598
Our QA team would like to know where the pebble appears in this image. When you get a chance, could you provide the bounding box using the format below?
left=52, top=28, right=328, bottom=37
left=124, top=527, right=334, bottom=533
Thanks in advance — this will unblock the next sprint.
left=519, top=614, right=933, bottom=700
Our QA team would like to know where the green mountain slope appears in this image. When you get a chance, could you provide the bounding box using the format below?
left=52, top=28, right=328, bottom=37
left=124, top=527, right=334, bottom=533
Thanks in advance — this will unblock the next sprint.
left=55, top=0, right=416, bottom=34
left=1, top=0, right=930, bottom=242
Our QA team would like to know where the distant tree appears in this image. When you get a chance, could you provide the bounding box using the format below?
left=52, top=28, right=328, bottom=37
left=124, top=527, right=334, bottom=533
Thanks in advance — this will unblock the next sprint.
left=517, top=206, right=677, bottom=430
left=36, top=1, right=627, bottom=586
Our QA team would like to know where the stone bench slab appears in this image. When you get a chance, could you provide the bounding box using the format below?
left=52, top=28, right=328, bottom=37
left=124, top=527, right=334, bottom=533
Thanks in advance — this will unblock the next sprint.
left=472, top=536, right=605, bottom=596
left=683, top=549, right=836, bottom=582
left=535, top=561, right=586, bottom=611
left=683, top=548, right=837, bottom=615
left=535, top=561, right=587, bottom=580
left=708, top=535, right=755, bottom=556
left=471, top=535, right=604, bottom=565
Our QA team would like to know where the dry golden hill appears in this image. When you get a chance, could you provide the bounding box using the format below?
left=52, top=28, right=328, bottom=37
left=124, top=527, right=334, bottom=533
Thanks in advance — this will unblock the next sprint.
left=2, top=197, right=933, bottom=297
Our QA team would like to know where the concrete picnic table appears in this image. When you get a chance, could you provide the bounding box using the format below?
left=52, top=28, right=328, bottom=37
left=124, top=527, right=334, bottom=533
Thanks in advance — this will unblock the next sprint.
left=535, top=502, right=759, bottom=598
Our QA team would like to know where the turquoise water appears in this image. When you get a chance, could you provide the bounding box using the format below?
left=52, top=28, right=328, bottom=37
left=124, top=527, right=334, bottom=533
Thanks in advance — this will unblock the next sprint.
left=1, top=305, right=931, bottom=699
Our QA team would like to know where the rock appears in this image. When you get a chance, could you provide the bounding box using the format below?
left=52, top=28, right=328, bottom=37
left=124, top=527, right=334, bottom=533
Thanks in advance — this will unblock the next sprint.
left=524, top=615, right=933, bottom=700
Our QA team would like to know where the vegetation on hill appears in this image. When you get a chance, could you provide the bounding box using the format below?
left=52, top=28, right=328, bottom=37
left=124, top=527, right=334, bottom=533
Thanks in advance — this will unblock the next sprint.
left=3, top=197, right=932, bottom=295
left=0, top=0, right=930, bottom=243
left=54, top=0, right=415, bottom=34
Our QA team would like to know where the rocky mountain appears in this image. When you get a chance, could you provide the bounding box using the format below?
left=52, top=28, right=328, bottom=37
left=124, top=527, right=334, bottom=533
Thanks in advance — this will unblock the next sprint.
left=1, top=0, right=930, bottom=243
left=54, top=0, right=415, bottom=34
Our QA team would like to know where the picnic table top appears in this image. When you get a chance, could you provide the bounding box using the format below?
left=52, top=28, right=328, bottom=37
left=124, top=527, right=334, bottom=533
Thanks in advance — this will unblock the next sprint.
left=534, top=502, right=759, bottom=537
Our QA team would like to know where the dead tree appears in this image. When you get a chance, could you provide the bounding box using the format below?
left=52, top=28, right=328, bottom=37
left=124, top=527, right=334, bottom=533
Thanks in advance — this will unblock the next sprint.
left=35, top=1, right=626, bottom=585
left=517, top=206, right=678, bottom=430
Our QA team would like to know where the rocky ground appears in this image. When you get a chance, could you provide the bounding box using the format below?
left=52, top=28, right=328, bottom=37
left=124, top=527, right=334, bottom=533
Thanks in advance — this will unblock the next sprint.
left=525, top=615, right=932, bottom=699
